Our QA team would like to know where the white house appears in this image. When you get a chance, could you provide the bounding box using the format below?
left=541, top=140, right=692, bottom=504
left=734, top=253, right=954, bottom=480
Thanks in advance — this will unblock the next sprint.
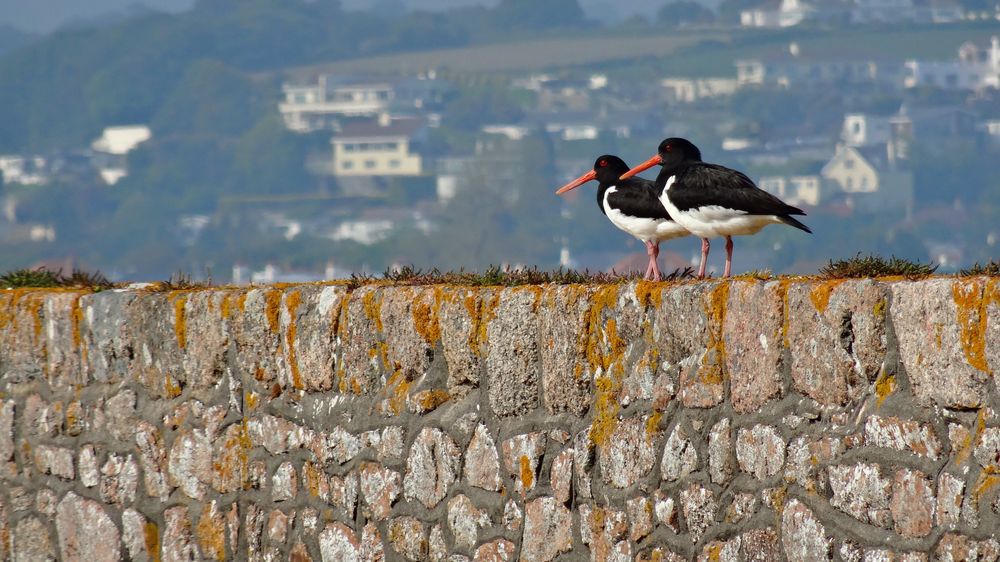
left=661, top=77, right=739, bottom=103
left=0, top=155, right=48, bottom=186
left=280, top=75, right=394, bottom=132
left=741, top=0, right=815, bottom=27
left=758, top=175, right=826, bottom=207
left=90, top=125, right=152, bottom=185
left=904, top=37, right=1000, bottom=91
left=330, top=114, right=424, bottom=177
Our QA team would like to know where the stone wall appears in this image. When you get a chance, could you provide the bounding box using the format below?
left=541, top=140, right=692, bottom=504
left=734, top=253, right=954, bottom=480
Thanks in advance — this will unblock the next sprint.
left=0, top=277, right=998, bottom=561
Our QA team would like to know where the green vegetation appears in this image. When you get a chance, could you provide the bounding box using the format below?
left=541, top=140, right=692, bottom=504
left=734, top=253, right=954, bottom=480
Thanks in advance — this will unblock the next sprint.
left=0, top=267, right=112, bottom=289
left=959, top=261, right=1000, bottom=276
left=371, top=264, right=695, bottom=287
left=820, top=253, right=938, bottom=279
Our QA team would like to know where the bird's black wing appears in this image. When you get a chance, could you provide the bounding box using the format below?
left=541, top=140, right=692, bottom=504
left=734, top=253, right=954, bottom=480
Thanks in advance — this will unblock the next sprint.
left=671, top=163, right=807, bottom=217
left=605, top=177, right=673, bottom=221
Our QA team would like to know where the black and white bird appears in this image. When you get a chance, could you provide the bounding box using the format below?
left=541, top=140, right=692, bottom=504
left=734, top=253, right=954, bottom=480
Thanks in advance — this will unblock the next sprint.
left=556, top=155, right=689, bottom=281
left=620, top=138, right=811, bottom=278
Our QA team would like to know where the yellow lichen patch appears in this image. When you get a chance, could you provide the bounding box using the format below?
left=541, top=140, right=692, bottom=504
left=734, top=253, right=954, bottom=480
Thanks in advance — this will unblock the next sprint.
left=220, top=293, right=233, bottom=320
left=195, top=504, right=226, bottom=561
left=385, top=369, right=410, bottom=415
left=70, top=296, right=84, bottom=349
left=412, top=287, right=443, bottom=345
left=236, top=292, right=249, bottom=313
left=873, top=298, right=886, bottom=319
left=952, top=280, right=994, bottom=374
left=972, top=465, right=1000, bottom=501
left=699, top=282, right=730, bottom=385
left=584, top=284, right=626, bottom=446
left=264, top=290, right=283, bottom=335
left=143, top=521, right=161, bottom=562
left=809, top=279, right=847, bottom=315
left=362, top=289, right=384, bottom=332
left=705, top=543, right=723, bottom=562
left=646, top=410, right=663, bottom=439
left=467, top=291, right=501, bottom=356
left=514, top=285, right=544, bottom=312
left=29, top=295, right=44, bottom=341
left=634, top=280, right=663, bottom=309
left=589, top=375, right=621, bottom=447
left=245, top=391, right=260, bottom=411
left=285, top=291, right=303, bottom=390
left=170, top=293, right=188, bottom=350
left=412, top=389, right=451, bottom=413
left=164, top=375, right=182, bottom=399
left=519, top=455, right=534, bottom=493
left=874, top=370, right=896, bottom=406
left=774, top=278, right=793, bottom=348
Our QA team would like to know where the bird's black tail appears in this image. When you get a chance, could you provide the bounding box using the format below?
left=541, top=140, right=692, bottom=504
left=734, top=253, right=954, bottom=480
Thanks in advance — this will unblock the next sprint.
left=779, top=215, right=812, bottom=234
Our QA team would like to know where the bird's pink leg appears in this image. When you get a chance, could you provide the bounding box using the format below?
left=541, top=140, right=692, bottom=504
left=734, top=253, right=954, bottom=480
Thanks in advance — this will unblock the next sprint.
left=644, top=240, right=656, bottom=280
left=650, top=242, right=662, bottom=281
left=724, top=236, right=734, bottom=278
left=698, top=238, right=710, bottom=279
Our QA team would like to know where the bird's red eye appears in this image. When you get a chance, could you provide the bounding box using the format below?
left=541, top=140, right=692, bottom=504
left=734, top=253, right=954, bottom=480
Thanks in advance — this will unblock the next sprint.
left=599, top=159, right=608, bottom=167
left=665, top=145, right=672, bottom=152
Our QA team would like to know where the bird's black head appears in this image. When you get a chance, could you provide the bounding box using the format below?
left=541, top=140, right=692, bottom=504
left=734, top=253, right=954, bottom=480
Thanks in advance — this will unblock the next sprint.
left=658, top=137, right=702, bottom=169
left=592, top=155, right=630, bottom=183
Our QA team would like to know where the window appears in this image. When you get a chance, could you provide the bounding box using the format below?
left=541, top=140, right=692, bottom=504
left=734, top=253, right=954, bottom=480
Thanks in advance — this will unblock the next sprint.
left=844, top=158, right=854, bottom=169
left=389, top=159, right=400, bottom=169
left=846, top=177, right=854, bottom=189
left=342, top=161, right=354, bottom=170
left=365, top=160, right=376, bottom=169
left=343, top=144, right=355, bottom=152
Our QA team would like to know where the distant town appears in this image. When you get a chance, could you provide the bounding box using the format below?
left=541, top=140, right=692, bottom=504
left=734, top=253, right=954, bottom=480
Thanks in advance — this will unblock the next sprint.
left=1, top=1, right=998, bottom=281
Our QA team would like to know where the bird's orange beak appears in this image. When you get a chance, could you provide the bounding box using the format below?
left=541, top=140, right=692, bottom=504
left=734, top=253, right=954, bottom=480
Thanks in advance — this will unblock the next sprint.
left=555, top=170, right=597, bottom=194
left=619, top=154, right=662, bottom=180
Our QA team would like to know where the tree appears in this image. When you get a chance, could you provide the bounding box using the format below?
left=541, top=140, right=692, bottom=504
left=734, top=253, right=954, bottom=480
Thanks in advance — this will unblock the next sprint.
left=152, top=59, right=263, bottom=136
left=491, top=0, right=587, bottom=31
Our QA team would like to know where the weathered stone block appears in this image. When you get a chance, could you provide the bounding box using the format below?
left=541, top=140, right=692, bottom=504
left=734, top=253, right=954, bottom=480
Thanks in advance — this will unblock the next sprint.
left=404, top=427, right=460, bottom=508
left=597, top=415, right=658, bottom=489
left=829, top=463, right=892, bottom=527
left=787, top=279, right=888, bottom=405
left=464, top=423, right=502, bottom=492
left=521, top=496, right=573, bottom=562
left=864, top=415, right=942, bottom=460
left=661, top=424, right=698, bottom=482
left=538, top=285, right=599, bottom=416
left=736, top=424, right=786, bottom=480
left=501, top=431, right=546, bottom=497
left=725, top=280, right=785, bottom=413
left=893, top=279, right=993, bottom=408
left=485, top=288, right=540, bottom=417
left=891, top=468, right=934, bottom=538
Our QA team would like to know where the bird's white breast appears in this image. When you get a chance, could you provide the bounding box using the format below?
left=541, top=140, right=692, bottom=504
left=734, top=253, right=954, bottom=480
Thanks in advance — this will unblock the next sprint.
left=602, top=186, right=683, bottom=242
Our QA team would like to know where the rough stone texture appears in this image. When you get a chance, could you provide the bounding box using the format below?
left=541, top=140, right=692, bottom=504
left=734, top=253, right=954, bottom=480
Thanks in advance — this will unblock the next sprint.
left=736, top=424, right=786, bottom=480
left=404, top=427, right=461, bottom=508
left=725, top=281, right=785, bottom=413
left=55, top=492, right=120, bottom=562
left=484, top=288, right=540, bottom=417
left=501, top=431, right=547, bottom=497
left=782, top=499, right=831, bottom=561
left=891, top=468, right=935, bottom=538
left=660, top=424, right=698, bottom=482
left=598, top=415, right=658, bottom=489
left=2, top=279, right=999, bottom=561
left=829, top=463, right=893, bottom=528
left=464, top=423, right=502, bottom=491
left=893, top=279, right=993, bottom=408
left=787, top=279, right=888, bottom=405
left=865, top=415, right=942, bottom=459
left=521, top=496, right=573, bottom=561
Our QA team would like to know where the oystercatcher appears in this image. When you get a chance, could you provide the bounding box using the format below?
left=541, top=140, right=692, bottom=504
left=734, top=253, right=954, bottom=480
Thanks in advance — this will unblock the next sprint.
left=620, top=138, right=811, bottom=278
left=556, top=155, right=689, bottom=281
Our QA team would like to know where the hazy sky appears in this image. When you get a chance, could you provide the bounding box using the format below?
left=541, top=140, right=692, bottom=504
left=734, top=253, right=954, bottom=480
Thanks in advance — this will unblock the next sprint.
left=0, top=0, right=689, bottom=34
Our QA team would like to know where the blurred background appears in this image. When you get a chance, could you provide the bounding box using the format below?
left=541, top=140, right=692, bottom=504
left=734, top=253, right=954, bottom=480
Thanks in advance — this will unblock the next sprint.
left=0, top=0, right=998, bottom=282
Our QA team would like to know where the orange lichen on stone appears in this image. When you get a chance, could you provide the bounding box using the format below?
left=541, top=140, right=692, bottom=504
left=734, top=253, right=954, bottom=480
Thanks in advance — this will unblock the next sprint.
left=170, top=293, right=188, bottom=350
left=634, top=280, right=663, bottom=309
left=285, top=291, right=303, bottom=390
left=363, top=289, right=384, bottom=332
left=386, top=369, right=410, bottom=415
left=70, top=296, right=84, bottom=349
left=245, top=391, right=259, bottom=411
left=874, top=370, right=896, bottom=406
left=467, top=291, right=501, bottom=355
left=646, top=410, right=663, bottom=439
left=519, top=455, right=533, bottom=492
left=584, top=284, right=625, bottom=447
left=699, top=282, right=730, bottom=384
left=973, top=465, right=1000, bottom=501
left=264, top=290, right=282, bottom=335
left=29, top=295, right=44, bottom=341
left=411, top=389, right=450, bottom=413
left=236, top=292, right=249, bottom=313
left=412, top=287, right=443, bottom=345
left=164, top=375, right=182, bottom=399
left=809, top=279, right=847, bottom=315
left=144, top=521, right=161, bottom=562
left=196, top=504, right=226, bottom=561
left=220, top=293, right=233, bottom=320
left=952, top=279, right=994, bottom=374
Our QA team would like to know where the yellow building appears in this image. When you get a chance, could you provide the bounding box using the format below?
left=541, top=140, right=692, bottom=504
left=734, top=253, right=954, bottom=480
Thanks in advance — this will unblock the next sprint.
left=331, top=116, right=423, bottom=177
